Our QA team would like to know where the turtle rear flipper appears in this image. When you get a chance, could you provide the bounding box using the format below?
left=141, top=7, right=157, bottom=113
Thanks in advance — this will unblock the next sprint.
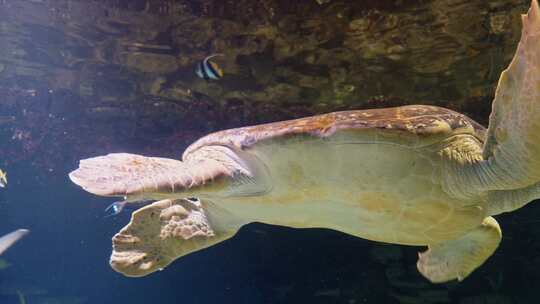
left=416, top=217, right=501, bottom=283
left=110, top=198, right=245, bottom=277
left=482, top=0, right=540, bottom=189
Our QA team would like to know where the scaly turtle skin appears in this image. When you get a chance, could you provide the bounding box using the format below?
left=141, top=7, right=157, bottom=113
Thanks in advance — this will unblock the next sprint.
left=69, top=1, right=540, bottom=283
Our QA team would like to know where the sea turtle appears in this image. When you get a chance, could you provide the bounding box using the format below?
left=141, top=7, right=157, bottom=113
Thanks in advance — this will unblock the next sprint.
left=69, top=1, right=540, bottom=283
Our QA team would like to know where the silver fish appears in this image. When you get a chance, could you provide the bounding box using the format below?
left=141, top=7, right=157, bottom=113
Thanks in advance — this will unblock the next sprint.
left=0, top=229, right=30, bottom=255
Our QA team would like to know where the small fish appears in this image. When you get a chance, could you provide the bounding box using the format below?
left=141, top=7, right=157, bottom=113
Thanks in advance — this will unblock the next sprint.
left=104, top=198, right=154, bottom=217
left=0, top=229, right=30, bottom=255
left=195, top=54, right=224, bottom=80
left=0, top=169, right=6, bottom=188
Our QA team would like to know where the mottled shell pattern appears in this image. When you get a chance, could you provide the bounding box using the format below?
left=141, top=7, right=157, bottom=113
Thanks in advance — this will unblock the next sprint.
left=184, top=105, right=486, bottom=158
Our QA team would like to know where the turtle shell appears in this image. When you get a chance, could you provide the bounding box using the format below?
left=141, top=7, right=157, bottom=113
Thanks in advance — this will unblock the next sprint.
left=183, top=105, right=486, bottom=159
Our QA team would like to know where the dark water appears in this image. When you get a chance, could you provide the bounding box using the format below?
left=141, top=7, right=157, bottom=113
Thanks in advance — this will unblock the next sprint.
left=1, top=0, right=540, bottom=303
left=0, top=170, right=389, bottom=304
left=4, top=167, right=540, bottom=304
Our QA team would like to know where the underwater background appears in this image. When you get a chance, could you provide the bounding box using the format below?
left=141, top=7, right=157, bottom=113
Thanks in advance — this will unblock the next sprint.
left=1, top=0, right=540, bottom=303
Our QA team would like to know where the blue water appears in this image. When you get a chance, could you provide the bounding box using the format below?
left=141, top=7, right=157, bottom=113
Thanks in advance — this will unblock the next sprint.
left=0, top=165, right=384, bottom=304
left=1, top=162, right=539, bottom=303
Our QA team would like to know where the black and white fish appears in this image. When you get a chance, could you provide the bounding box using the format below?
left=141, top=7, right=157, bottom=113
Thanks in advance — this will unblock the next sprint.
left=0, top=168, right=6, bottom=188
left=195, top=54, right=224, bottom=80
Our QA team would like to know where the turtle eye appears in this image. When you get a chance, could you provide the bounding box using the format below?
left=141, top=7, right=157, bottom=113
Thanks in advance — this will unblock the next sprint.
left=186, top=197, right=199, bottom=202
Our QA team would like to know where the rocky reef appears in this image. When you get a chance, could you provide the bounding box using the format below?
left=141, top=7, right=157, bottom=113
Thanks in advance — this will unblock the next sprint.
left=0, top=0, right=530, bottom=167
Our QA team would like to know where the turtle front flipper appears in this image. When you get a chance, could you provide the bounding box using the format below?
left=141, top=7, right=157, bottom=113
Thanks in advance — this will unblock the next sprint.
left=69, top=153, right=194, bottom=198
left=110, top=198, right=245, bottom=277
left=480, top=0, right=540, bottom=190
left=416, top=217, right=501, bottom=283
left=69, top=146, right=268, bottom=202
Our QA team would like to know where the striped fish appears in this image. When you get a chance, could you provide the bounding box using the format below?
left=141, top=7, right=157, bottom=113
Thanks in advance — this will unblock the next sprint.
left=195, top=54, right=224, bottom=80
left=0, top=169, right=6, bottom=188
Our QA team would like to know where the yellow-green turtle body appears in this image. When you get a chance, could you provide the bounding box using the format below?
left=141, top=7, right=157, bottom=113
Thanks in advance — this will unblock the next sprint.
left=69, top=0, right=540, bottom=283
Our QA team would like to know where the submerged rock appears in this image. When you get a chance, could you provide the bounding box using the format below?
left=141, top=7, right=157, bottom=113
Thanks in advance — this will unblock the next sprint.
left=0, top=0, right=529, bottom=126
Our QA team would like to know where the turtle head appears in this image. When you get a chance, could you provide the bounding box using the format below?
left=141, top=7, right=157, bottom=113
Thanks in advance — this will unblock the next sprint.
left=69, top=147, right=261, bottom=277
left=109, top=197, right=245, bottom=277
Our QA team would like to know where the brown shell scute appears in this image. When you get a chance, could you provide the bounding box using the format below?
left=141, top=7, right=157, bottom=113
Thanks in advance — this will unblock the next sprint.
left=183, top=105, right=486, bottom=158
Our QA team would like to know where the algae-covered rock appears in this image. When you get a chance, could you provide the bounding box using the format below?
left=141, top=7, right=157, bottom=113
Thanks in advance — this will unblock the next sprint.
left=0, top=0, right=530, bottom=124
left=0, top=0, right=531, bottom=192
